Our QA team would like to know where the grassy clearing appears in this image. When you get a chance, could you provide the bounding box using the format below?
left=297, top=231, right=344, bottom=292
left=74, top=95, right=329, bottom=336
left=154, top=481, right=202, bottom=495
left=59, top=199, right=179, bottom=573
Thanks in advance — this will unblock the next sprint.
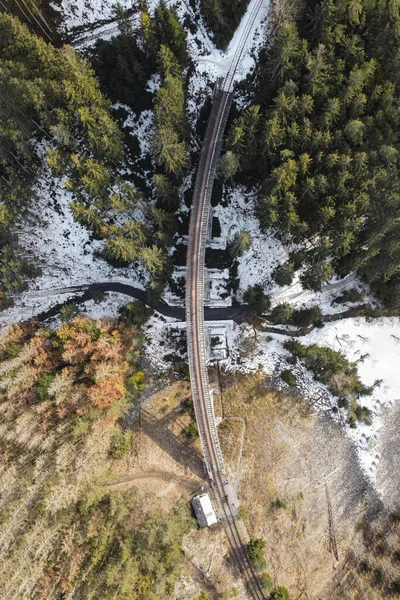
left=218, top=418, right=245, bottom=480
left=150, top=380, right=192, bottom=415
left=214, top=370, right=377, bottom=598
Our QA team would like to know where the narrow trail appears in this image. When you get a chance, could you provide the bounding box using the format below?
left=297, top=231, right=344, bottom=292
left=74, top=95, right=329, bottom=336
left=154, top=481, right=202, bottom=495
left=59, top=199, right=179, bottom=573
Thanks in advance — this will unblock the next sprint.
left=272, top=273, right=358, bottom=307
left=104, top=471, right=202, bottom=491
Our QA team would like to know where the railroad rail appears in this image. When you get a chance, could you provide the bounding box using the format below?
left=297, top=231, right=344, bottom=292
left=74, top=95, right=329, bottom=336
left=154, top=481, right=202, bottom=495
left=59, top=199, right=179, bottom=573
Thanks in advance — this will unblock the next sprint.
left=185, top=0, right=267, bottom=597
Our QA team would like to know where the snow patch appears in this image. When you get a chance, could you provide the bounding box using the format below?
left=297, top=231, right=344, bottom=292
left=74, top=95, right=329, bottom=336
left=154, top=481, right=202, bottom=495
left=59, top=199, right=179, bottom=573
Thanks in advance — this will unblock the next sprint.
left=1, top=171, right=149, bottom=326
left=52, top=0, right=134, bottom=33
left=188, top=0, right=270, bottom=84
left=80, top=292, right=134, bottom=320
left=143, top=313, right=181, bottom=373
left=115, top=103, right=155, bottom=158
left=222, top=315, right=400, bottom=487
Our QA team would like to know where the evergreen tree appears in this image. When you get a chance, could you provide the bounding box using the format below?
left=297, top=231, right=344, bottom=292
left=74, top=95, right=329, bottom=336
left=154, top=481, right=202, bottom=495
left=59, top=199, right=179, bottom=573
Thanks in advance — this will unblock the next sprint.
left=292, top=306, right=323, bottom=327
left=233, top=0, right=400, bottom=313
left=0, top=13, right=170, bottom=307
left=270, top=302, right=294, bottom=324
left=247, top=538, right=266, bottom=572
left=153, top=126, right=187, bottom=173
left=141, top=245, right=165, bottom=275
left=228, top=231, right=252, bottom=257
left=243, top=285, right=271, bottom=315
left=152, top=45, right=188, bottom=177
left=220, top=151, right=240, bottom=180
left=271, top=587, right=290, bottom=600
left=153, top=0, right=188, bottom=65
left=227, top=105, right=261, bottom=172
left=273, top=262, right=294, bottom=286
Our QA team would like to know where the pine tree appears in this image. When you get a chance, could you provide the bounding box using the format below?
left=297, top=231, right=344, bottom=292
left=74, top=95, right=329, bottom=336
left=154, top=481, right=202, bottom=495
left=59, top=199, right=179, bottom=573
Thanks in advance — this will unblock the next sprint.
left=113, top=2, right=133, bottom=38
left=140, top=245, right=165, bottom=275
left=153, top=126, right=187, bottom=173
left=153, top=0, right=188, bottom=65
left=220, top=151, right=240, bottom=180
left=273, top=263, right=294, bottom=286
left=228, top=231, right=252, bottom=257
left=266, top=21, right=305, bottom=87
left=243, top=285, right=271, bottom=315
left=104, top=235, right=139, bottom=263
left=153, top=173, right=174, bottom=201
left=157, top=43, right=181, bottom=79
left=270, top=303, right=293, bottom=324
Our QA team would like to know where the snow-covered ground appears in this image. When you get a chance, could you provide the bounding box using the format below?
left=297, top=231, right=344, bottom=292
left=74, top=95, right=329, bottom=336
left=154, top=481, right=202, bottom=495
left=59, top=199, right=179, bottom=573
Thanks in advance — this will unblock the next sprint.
left=79, top=291, right=134, bottom=320
left=40, top=292, right=136, bottom=331
left=207, top=269, right=231, bottom=307
left=0, top=171, right=149, bottom=329
left=116, top=103, right=155, bottom=158
left=52, top=0, right=159, bottom=33
left=221, top=316, right=400, bottom=485
left=214, top=185, right=369, bottom=313
left=143, top=313, right=183, bottom=374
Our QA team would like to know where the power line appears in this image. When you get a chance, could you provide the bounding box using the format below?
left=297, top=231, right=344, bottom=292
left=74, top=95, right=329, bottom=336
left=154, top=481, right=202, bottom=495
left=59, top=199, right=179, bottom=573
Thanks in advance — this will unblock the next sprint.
left=13, top=0, right=32, bottom=24
left=15, top=0, right=53, bottom=41
left=22, top=0, right=54, bottom=34
left=0, top=0, right=10, bottom=12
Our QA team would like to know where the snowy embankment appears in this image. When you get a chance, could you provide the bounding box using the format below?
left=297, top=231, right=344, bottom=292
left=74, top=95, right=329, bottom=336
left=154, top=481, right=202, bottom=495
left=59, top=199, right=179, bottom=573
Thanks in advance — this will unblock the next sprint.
left=51, top=0, right=130, bottom=31
left=191, top=0, right=270, bottom=82
left=52, top=0, right=159, bottom=33
left=187, top=0, right=270, bottom=128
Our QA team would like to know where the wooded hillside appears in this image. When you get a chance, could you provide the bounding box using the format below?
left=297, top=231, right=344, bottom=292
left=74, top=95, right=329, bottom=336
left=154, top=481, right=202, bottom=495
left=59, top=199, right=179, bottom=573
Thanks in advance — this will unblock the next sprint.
left=0, top=6, right=190, bottom=310
left=0, top=317, right=195, bottom=598
left=227, top=0, right=400, bottom=312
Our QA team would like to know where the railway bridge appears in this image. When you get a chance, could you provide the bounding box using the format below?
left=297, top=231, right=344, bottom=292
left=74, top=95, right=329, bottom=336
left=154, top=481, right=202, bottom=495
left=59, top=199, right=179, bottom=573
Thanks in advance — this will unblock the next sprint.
left=185, top=1, right=267, bottom=597
left=185, top=81, right=233, bottom=476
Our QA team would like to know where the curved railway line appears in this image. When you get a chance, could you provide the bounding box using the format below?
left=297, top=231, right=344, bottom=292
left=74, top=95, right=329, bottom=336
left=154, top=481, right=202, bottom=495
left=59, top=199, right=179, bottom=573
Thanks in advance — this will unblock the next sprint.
left=185, top=1, right=267, bottom=598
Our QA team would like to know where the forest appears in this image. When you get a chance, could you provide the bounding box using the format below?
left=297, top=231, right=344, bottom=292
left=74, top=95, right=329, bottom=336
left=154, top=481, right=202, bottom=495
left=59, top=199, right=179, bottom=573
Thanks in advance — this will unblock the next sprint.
left=226, top=0, right=400, bottom=313
left=4, top=0, right=400, bottom=317
left=0, top=316, right=197, bottom=598
left=0, top=2, right=188, bottom=309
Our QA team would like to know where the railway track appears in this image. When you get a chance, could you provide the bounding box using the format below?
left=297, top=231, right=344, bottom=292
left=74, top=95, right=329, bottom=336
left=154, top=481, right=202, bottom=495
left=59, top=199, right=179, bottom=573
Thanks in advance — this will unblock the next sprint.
left=185, top=0, right=267, bottom=598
